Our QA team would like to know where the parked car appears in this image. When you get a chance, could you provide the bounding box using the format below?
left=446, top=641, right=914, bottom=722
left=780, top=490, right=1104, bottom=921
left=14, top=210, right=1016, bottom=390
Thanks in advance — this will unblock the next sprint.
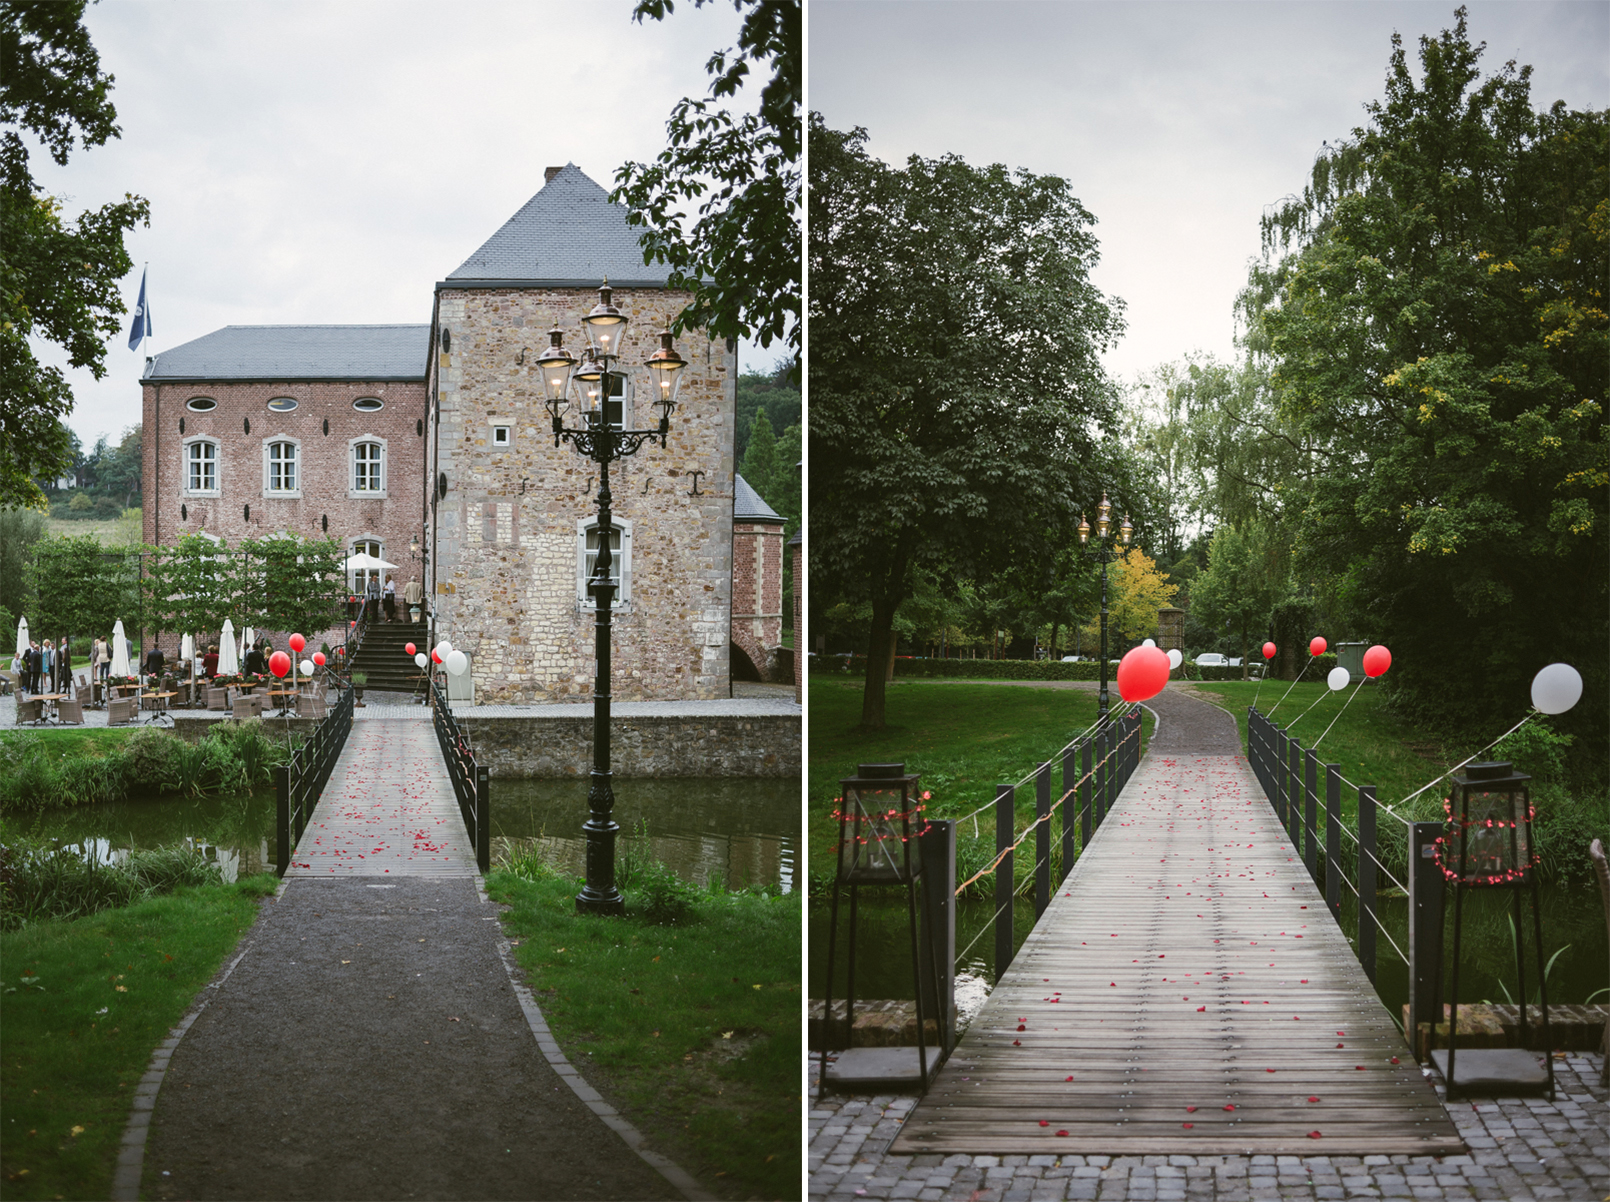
left=1061, top=655, right=1085, bottom=662
left=1194, top=653, right=1228, bottom=667
left=1226, top=657, right=1243, bottom=667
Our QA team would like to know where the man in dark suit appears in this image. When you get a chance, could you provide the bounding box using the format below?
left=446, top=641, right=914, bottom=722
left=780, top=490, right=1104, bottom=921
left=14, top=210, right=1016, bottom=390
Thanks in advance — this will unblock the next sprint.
left=145, top=645, right=165, bottom=684
left=27, top=642, right=42, bottom=694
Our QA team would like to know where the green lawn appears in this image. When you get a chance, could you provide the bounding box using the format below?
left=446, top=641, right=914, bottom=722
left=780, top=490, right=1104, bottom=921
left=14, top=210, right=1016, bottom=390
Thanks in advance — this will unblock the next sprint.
left=0, top=877, right=274, bottom=1201
left=809, top=679, right=1152, bottom=887
left=488, top=871, right=800, bottom=1201
left=1, top=727, right=133, bottom=760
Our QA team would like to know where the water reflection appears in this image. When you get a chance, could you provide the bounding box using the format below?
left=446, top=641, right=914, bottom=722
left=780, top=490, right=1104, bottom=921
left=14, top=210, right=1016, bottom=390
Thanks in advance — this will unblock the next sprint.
left=493, top=777, right=801, bottom=892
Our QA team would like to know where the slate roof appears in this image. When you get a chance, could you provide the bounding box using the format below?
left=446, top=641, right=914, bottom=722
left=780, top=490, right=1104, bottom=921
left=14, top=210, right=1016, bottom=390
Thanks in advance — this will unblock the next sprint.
left=734, top=475, right=783, bottom=524
left=143, top=325, right=429, bottom=381
left=445, top=163, right=673, bottom=286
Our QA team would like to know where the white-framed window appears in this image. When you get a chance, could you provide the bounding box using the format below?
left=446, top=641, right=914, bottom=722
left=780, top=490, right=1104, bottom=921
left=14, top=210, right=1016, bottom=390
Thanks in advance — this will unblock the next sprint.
left=182, top=437, right=220, bottom=495
left=348, top=536, right=384, bottom=594
left=264, top=438, right=300, bottom=496
left=492, top=424, right=510, bottom=446
left=349, top=436, right=386, bottom=497
left=186, top=396, right=217, bottom=412
left=576, top=517, right=632, bottom=608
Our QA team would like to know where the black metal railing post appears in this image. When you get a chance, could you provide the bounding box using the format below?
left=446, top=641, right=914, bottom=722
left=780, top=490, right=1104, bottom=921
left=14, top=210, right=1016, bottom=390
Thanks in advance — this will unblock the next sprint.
left=1303, top=748, right=1319, bottom=880
left=994, top=783, right=1014, bottom=983
left=1324, top=763, right=1342, bottom=917
left=1034, top=762, right=1051, bottom=917
left=1273, top=727, right=1288, bottom=827
left=1288, top=736, right=1303, bottom=845
left=1358, top=784, right=1379, bottom=985
left=1060, top=744, right=1078, bottom=886
left=275, top=765, right=290, bottom=877
left=1080, top=738, right=1093, bottom=844
left=476, top=765, right=490, bottom=873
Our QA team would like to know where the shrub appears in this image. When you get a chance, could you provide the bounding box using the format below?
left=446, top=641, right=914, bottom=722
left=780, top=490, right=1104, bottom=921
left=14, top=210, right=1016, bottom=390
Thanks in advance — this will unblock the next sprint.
left=125, top=727, right=182, bottom=792
left=631, top=859, right=700, bottom=925
left=0, top=838, right=222, bottom=930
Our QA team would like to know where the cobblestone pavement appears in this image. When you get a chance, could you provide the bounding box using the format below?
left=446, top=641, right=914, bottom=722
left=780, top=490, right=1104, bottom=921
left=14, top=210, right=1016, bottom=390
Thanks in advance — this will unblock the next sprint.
left=809, top=1054, right=1609, bottom=1201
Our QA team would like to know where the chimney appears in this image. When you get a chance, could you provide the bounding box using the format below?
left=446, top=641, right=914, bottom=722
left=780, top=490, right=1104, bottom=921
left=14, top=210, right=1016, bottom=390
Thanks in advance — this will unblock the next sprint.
left=545, top=166, right=563, bottom=184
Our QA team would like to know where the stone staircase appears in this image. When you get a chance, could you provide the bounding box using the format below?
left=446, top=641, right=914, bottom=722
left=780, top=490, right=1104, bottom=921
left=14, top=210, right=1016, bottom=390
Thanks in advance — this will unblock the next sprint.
left=349, top=617, right=429, bottom=695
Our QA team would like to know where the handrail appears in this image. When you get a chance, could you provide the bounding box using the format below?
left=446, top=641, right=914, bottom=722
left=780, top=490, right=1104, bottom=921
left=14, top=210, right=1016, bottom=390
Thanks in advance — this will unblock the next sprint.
left=430, top=676, right=489, bottom=872
left=274, top=684, right=356, bottom=875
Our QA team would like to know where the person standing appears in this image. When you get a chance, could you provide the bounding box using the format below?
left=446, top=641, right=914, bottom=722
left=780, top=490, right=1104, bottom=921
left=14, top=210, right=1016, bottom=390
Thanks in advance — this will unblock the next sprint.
left=243, top=641, right=266, bottom=677
left=383, top=575, right=397, bottom=622
left=41, top=640, right=54, bottom=692
left=92, top=636, right=106, bottom=683
left=365, top=573, right=381, bottom=617
left=403, top=574, right=424, bottom=623
left=28, top=642, right=42, bottom=694
left=145, top=644, right=165, bottom=685
left=203, top=644, right=219, bottom=678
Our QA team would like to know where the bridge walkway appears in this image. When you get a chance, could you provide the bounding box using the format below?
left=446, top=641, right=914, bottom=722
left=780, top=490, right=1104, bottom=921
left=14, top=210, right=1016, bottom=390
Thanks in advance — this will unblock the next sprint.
left=891, top=688, right=1463, bottom=1156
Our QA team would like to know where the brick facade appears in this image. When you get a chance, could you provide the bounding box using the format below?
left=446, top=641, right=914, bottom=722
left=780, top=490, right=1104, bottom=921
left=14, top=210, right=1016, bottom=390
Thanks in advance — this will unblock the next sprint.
left=731, top=515, right=785, bottom=681
left=426, top=286, right=734, bottom=703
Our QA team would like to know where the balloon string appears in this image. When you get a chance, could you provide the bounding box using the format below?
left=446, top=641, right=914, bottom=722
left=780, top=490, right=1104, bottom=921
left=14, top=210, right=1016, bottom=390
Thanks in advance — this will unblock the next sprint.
left=1264, top=653, right=1314, bottom=717
left=1311, top=676, right=1367, bottom=750
left=1382, top=712, right=1537, bottom=819
left=1284, top=683, right=1334, bottom=731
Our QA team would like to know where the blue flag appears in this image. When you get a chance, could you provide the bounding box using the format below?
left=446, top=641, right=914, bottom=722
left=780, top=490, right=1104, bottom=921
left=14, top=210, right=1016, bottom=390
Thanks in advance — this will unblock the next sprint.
left=127, top=267, right=152, bottom=351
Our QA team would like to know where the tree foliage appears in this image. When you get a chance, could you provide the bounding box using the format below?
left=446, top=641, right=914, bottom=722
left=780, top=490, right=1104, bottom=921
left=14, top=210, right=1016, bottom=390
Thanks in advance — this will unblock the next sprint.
left=27, top=532, right=138, bottom=642
left=1, top=1, right=149, bottom=510
left=1079, top=548, right=1178, bottom=647
left=809, top=117, right=1126, bottom=727
left=614, top=0, right=800, bottom=372
left=1242, top=8, right=1607, bottom=757
left=1186, top=524, right=1283, bottom=675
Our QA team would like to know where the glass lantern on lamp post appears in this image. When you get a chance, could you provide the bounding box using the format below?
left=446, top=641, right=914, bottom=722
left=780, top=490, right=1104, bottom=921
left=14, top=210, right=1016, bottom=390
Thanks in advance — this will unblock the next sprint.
left=535, top=282, right=688, bottom=915
left=1077, top=494, right=1133, bottom=718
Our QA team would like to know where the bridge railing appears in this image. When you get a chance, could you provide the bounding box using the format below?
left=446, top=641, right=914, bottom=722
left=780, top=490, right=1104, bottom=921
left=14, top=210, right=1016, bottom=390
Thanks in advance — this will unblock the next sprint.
left=963, top=705, right=1144, bottom=982
left=274, top=684, right=356, bottom=876
left=431, top=676, right=489, bottom=873
left=1247, top=704, right=1450, bottom=1051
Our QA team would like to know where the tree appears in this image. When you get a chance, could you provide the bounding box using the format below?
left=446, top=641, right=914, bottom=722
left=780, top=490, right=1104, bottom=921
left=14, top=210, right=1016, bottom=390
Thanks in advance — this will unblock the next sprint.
left=735, top=359, right=800, bottom=460
left=1187, top=524, right=1283, bottom=676
left=1243, top=8, right=1608, bottom=757
left=0, top=505, right=44, bottom=621
left=1, top=2, right=149, bottom=509
left=1078, top=548, right=1178, bottom=648
left=740, top=404, right=779, bottom=495
left=810, top=117, right=1126, bottom=728
left=28, top=532, right=137, bottom=644
left=240, top=534, right=342, bottom=640
left=614, top=0, right=800, bottom=374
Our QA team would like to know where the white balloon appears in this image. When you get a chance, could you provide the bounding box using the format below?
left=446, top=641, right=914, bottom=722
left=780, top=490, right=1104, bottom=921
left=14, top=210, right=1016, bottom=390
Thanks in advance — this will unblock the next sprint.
left=1530, top=663, right=1582, bottom=715
left=446, top=649, right=469, bottom=677
left=1167, top=649, right=1183, bottom=670
left=414, top=652, right=429, bottom=669
left=299, top=659, right=314, bottom=676
left=1326, top=666, right=1351, bottom=691
left=1143, top=638, right=1156, bottom=648
left=437, top=640, right=453, bottom=656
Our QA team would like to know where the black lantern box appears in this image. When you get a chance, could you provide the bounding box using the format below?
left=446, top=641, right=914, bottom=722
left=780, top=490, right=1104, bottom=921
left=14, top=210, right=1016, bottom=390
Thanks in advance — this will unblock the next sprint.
left=834, top=763, right=929, bottom=884
left=1434, top=761, right=1537, bottom=887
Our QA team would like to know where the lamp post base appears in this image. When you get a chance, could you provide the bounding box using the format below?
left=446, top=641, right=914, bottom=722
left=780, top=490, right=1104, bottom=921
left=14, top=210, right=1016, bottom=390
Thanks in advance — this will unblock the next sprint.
left=575, top=890, right=625, bottom=916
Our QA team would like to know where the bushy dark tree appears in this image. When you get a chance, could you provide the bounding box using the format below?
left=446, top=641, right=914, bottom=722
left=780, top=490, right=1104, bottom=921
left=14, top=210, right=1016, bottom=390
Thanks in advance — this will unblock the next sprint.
left=810, top=117, right=1126, bottom=728
left=1243, top=8, right=1607, bottom=765
left=1, top=1, right=149, bottom=509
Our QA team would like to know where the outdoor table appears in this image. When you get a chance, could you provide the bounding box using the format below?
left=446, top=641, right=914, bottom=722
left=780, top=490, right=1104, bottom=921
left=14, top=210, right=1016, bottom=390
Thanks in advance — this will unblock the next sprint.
left=32, top=693, right=65, bottom=725
left=265, top=689, right=300, bottom=717
left=143, top=691, right=177, bottom=725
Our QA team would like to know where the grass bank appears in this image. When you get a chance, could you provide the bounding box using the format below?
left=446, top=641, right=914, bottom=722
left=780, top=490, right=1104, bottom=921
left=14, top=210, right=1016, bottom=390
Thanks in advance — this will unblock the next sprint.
left=0, top=876, right=274, bottom=1201
left=808, top=678, right=1152, bottom=895
left=487, top=867, right=800, bottom=1202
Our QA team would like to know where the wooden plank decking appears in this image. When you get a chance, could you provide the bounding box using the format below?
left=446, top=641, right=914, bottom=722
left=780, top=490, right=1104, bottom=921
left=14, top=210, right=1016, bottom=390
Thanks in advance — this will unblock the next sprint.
left=891, top=752, right=1464, bottom=1156
left=283, top=717, right=478, bottom=877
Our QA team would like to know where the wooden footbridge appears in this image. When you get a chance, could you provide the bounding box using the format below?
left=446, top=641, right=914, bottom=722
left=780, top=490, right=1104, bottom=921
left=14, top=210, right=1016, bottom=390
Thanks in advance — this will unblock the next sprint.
left=890, top=691, right=1463, bottom=1156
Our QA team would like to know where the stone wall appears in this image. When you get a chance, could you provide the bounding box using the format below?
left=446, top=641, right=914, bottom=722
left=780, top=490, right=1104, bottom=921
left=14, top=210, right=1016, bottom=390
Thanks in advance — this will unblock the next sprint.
left=457, top=712, right=799, bottom=778
left=731, top=518, right=784, bottom=680
left=427, top=286, right=734, bottom=703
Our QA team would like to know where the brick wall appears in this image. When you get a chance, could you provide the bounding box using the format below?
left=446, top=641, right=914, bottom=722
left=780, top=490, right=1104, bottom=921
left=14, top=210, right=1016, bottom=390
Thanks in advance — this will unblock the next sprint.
left=731, top=518, right=784, bottom=680
left=427, top=286, right=734, bottom=703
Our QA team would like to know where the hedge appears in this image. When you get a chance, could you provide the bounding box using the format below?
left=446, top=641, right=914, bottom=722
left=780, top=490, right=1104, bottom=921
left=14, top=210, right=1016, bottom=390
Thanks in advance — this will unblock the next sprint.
left=806, top=655, right=1334, bottom=684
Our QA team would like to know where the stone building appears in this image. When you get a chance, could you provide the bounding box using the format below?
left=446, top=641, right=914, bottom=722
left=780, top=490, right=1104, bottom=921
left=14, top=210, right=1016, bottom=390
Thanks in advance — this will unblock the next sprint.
left=139, top=326, right=428, bottom=600
left=137, top=165, right=756, bottom=702
left=731, top=474, right=785, bottom=681
left=424, top=164, right=735, bottom=703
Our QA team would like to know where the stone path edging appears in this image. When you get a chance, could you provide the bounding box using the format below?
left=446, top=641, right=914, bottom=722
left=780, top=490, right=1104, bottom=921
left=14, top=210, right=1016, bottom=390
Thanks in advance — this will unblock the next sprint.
left=473, top=875, right=718, bottom=1202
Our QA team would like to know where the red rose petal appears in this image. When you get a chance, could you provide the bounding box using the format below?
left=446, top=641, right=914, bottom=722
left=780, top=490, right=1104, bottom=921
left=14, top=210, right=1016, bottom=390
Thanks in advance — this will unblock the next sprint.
left=1308, top=1096, right=1320, bottom=1103
left=1017, top=1024, right=1026, bottom=1031
left=1065, top=1075, right=1074, bottom=1081
left=1012, top=1039, right=1021, bottom=1045
left=1182, top=1122, right=1194, bottom=1128
left=1039, top=1120, right=1049, bottom=1127
left=1223, top=1104, right=1235, bottom=1111
left=1056, top=1129, right=1069, bottom=1137
left=1185, top=1106, right=1197, bottom=1112
left=1196, top=1006, right=1206, bottom=1012
left=1390, top=1056, right=1400, bottom=1064
left=1308, top=1130, right=1323, bottom=1139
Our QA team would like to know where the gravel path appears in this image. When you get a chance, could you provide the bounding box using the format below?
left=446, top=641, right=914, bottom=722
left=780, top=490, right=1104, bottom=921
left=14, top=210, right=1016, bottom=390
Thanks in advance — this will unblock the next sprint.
left=141, top=877, right=683, bottom=1201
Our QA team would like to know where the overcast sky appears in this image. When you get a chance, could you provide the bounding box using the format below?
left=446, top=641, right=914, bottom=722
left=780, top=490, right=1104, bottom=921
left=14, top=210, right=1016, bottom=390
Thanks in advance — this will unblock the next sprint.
left=807, top=0, right=1608, bottom=388
left=28, top=0, right=782, bottom=452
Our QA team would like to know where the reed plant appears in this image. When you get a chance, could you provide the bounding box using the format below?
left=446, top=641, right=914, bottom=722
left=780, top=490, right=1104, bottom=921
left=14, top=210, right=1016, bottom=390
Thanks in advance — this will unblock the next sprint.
left=0, top=838, right=222, bottom=931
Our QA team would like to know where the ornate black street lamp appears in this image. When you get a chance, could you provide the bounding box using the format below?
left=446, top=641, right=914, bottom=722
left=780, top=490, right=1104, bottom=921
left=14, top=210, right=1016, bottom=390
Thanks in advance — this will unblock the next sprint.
left=537, top=282, right=687, bottom=915
left=1077, top=494, right=1133, bottom=718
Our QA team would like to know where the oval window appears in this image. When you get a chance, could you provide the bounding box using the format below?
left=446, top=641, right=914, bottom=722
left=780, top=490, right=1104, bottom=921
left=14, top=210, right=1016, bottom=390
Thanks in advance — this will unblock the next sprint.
left=267, top=397, right=299, bottom=412
left=353, top=397, right=384, bottom=412
left=186, top=397, right=217, bottom=412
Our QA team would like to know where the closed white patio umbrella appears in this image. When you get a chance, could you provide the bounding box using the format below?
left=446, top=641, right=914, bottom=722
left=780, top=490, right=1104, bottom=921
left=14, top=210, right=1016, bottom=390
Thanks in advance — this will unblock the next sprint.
left=14, top=615, right=27, bottom=659
left=242, top=626, right=255, bottom=663
left=218, top=619, right=239, bottom=675
left=109, top=619, right=131, bottom=678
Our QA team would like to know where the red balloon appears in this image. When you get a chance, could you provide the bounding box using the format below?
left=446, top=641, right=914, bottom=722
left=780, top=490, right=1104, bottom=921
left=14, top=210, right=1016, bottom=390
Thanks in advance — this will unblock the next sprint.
left=1262, top=642, right=1277, bottom=660
left=1117, top=645, right=1171, bottom=703
left=1362, top=645, right=1392, bottom=678
left=1309, top=636, right=1328, bottom=657
left=350, top=620, right=356, bottom=628
left=313, top=651, right=326, bottom=666
left=289, top=633, right=305, bottom=653
left=268, top=651, right=291, bottom=678
left=405, top=642, right=416, bottom=656
left=431, top=649, right=443, bottom=664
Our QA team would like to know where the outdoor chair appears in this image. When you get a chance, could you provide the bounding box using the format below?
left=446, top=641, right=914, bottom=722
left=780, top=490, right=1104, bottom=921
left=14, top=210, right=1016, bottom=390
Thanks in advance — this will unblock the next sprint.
left=15, top=696, right=42, bottom=724
left=231, top=697, right=256, bottom=721
left=301, top=693, right=329, bottom=721
left=55, top=698, right=84, bottom=725
left=107, top=697, right=136, bottom=727
left=207, top=686, right=229, bottom=711
left=1591, top=838, right=1608, bottom=1087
